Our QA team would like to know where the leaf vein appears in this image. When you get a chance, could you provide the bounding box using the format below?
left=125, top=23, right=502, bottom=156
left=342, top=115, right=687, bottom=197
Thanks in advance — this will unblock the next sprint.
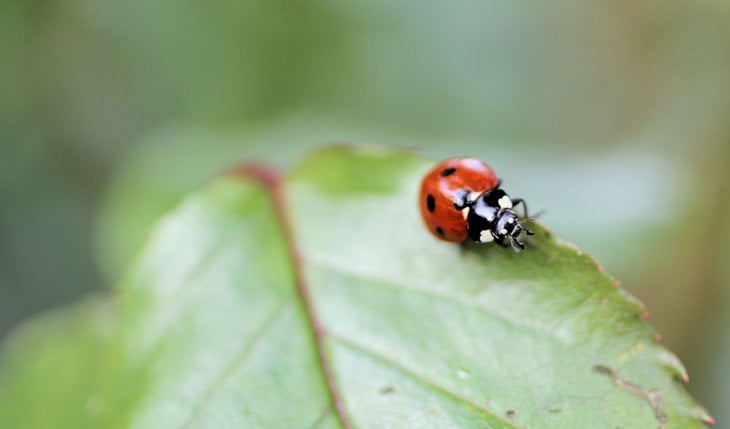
left=182, top=292, right=295, bottom=429
left=309, top=256, right=573, bottom=346
left=330, top=333, right=521, bottom=429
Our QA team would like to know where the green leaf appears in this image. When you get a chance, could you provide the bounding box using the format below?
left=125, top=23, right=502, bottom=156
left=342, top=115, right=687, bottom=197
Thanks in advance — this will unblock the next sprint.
left=0, top=146, right=711, bottom=428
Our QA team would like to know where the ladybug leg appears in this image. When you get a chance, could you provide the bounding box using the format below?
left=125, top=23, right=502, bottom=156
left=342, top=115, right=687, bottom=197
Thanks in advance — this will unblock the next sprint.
left=511, top=198, right=529, bottom=218
left=489, top=229, right=505, bottom=247
left=509, top=236, right=525, bottom=252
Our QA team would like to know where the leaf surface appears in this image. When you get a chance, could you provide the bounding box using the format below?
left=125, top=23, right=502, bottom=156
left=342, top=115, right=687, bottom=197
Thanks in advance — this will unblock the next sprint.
left=0, top=146, right=711, bottom=428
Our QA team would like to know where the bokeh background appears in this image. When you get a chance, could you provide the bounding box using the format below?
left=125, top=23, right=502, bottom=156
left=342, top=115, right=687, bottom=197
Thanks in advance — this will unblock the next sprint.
left=2, top=0, right=729, bottom=423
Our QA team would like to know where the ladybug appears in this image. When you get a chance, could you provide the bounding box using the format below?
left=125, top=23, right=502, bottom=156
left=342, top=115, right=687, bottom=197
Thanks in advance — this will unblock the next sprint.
left=419, top=157, right=533, bottom=251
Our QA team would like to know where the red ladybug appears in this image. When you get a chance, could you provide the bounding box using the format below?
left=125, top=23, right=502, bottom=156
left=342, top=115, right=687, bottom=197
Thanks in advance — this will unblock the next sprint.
left=419, top=158, right=533, bottom=251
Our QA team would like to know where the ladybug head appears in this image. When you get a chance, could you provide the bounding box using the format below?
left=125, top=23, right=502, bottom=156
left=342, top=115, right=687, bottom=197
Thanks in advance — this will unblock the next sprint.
left=493, top=209, right=532, bottom=251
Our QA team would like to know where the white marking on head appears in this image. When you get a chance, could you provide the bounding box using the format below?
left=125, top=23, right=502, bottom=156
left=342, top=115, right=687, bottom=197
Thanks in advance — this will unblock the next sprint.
left=479, top=230, right=494, bottom=243
left=508, top=217, right=514, bottom=224
left=470, top=191, right=481, bottom=202
left=498, top=196, right=513, bottom=209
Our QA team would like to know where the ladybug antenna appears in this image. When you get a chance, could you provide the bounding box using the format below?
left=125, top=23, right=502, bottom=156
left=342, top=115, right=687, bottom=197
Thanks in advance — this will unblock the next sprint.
left=526, top=209, right=546, bottom=221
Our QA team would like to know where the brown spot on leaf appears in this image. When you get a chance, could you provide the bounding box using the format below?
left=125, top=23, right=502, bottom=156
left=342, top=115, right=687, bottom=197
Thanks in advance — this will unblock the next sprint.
left=379, top=386, right=395, bottom=395
left=593, top=365, right=667, bottom=424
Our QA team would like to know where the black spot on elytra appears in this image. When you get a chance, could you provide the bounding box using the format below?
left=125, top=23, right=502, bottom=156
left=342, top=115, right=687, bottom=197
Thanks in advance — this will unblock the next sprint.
left=506, top=410, right=516, bottom=419
left=435, top=226, right=445, bottom=236
left=440, top=167, right=456, bottom=177
left=426, top=194, right=436, bottom=212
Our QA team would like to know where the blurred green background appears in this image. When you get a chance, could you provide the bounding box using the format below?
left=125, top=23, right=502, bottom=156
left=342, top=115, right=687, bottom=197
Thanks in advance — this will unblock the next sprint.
left=1, top=0, right=729, bottom=423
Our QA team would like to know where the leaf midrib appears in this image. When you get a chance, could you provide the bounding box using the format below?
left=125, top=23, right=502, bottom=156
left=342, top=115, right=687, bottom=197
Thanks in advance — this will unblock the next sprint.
left=259, top=170, right=355, bottom=429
